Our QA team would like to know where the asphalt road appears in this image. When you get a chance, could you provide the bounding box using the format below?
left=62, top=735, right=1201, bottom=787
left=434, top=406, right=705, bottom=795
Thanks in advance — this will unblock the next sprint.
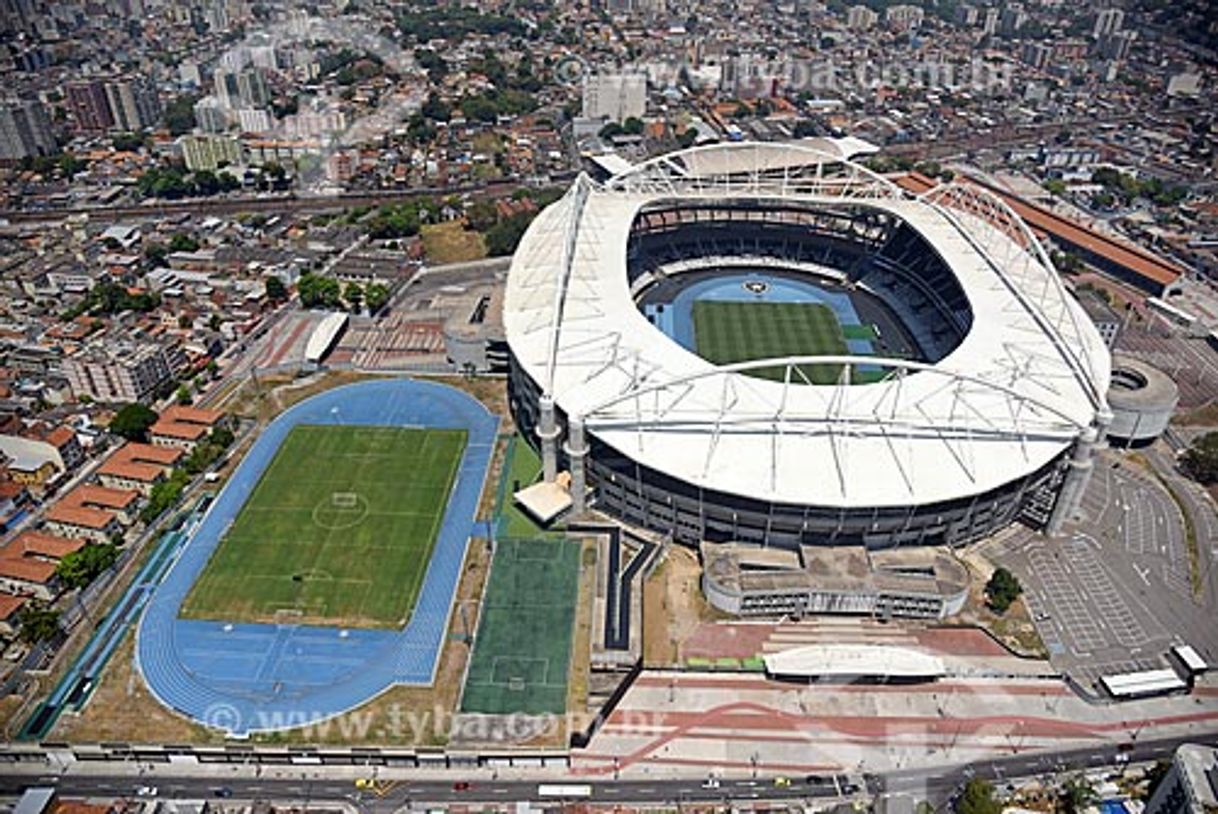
left=3, top=734, right=1214, bottom=808
left=0, top=772, right=843, bottom=808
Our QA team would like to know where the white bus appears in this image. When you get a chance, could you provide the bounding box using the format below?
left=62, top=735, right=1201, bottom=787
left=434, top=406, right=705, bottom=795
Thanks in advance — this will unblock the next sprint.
left=537, top=784, right=593, bottom=799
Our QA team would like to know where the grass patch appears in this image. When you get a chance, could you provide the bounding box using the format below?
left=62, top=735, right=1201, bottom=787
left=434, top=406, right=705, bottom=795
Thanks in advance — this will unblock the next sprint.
left=420, top=221, right=487, bottom=264
left=692, top=300, right=848, bottom=384
left=180, top=424, right=466, bottom=628
left=495, top=435, right=554, bottom=539
left=460, top=538, right=580, bottom=715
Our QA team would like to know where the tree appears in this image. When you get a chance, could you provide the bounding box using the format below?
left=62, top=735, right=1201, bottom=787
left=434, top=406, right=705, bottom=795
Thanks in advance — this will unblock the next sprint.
left=163, top=94, right=198, bottom=136
left=344, top=282, right=364, bottom=313
left=1060, top=775, right=1097, bottom=814
left=176, top=384, right=193, bottom=406
left=1182, top=432, right=1218, bottom=485
left=955, top=778, right=1001, bottom=814
left=110, top=403, right=158, bottom=440
left=297, top=273, right=342, bottom=309
left=55, top=543, right=120, bottom=590
left=18, top=606, right=61, bottom=644
left=484, top=211, right=536, bottom=256
left=985, top=567, right=1023, bottom=613
left=264, top=276, right=288, bottom=303
left=168, top=233, right=200, bottom=253
left=365, top=282, right=390, bottom=315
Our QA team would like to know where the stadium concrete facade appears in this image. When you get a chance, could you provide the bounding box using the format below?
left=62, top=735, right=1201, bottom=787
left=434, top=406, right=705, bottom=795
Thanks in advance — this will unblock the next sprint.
left=504, top=143, right=1112, bottom=550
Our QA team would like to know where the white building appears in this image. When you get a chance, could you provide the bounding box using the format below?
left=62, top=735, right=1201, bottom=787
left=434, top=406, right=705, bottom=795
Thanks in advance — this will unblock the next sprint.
left=582, top=72, right=647, bottom=124
left=180, top=133, right=243, bottom=171
left=846, top=4, right=878, bottom=30
left=0, top=99, right=55, bottom=160
left=1092, top=7, right=1125, bottom=38
left=885, top=4, right=924, bottom=31
left=104, top=77, right=161, bottom=132
left=1146, top=744, right=1218, bottom=814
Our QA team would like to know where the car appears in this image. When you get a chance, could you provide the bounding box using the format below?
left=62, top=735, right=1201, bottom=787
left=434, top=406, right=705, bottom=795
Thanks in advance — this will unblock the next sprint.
left=701, top=778, right=721, bottom=789
left=135, top=787, right=158, bottom=797
left=774, top=777, right=792, bottom=787
left=354, top=778, right=374, bottom=789
left=213, top=788, right=233, bottom=799
left=453, top=781, right=471, bottom=791
left=806, top=775, right=830, bottom=785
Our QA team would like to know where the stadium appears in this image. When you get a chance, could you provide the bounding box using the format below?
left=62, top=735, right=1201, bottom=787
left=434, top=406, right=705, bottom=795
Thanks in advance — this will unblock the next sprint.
left=504, top=142, right=1113, bottom=549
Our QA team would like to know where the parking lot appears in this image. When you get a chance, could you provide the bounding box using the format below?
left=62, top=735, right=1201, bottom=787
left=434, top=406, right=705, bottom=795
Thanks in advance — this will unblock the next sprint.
left=989, top=447, right=1218, bottom=692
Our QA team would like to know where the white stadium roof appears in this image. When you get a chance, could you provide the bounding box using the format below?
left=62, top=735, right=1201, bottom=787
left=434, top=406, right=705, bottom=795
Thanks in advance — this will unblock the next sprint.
left=504, top=142, right=1110, bottom=509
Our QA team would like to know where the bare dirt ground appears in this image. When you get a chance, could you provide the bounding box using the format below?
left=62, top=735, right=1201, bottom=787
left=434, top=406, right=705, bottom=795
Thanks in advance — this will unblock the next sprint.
left=952, top=546, right=1047, bottom=658
left=641, top=545, right=728, bottom=666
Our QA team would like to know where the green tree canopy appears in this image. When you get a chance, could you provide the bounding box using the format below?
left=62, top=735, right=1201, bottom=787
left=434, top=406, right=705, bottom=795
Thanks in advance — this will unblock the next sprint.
left=55, top=542, right=120, bottom=590
left=956, top=778, right=1001, bottom=814
left=264, top=275, right=288, bottom=302
left=1182, top=432, right=1218, bottom=484
left=985, top=567, right=1023, bottom=613
left=297, top=273, right=343, bottom=309
left=18, top=606, right=61, bottom=645
left=365, top=283, right=390, bottom=315
left=110, top=403, right=159, bottom=440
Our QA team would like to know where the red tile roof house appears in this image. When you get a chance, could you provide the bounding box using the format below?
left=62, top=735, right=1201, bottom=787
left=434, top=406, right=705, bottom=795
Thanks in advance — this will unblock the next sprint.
left=149, top=405, right=225, bottom=452
left=0, top=593, right=29, bottom=638
left=59, top=484, right=141, bottom=527
left=43, top=501, right=121, bottom=544
left=0, top=556, right=59, bottom=601
left=96, top=442, right=182, bottom=496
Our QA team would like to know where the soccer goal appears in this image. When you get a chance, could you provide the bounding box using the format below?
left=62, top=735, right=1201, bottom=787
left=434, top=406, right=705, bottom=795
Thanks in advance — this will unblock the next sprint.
left=331, top=492, right=358, bottom=509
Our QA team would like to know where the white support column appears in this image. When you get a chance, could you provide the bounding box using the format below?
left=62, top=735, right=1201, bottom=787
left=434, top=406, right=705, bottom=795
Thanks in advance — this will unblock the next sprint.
left=565, top=414, right=588, bottom=514
left=537, top=394, right=560, bottom=483
left=1046, top=410, right=1109, bottom=535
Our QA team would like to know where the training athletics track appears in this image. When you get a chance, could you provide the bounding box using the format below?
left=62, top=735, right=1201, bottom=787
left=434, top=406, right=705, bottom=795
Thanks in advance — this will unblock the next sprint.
left=135, top=379, right=497, bottom=736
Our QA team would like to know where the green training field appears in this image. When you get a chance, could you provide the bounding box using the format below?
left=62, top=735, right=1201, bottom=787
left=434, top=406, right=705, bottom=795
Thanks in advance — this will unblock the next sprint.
left=460, top=538, right=580, bottom=715
left=180, top=424, right=467, bottom=629
left=692, top=300, right=849, bottom=384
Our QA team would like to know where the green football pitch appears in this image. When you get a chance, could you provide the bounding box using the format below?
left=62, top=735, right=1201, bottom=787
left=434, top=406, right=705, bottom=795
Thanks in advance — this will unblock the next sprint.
left=179, top=424, right=467, bottom=629
left=692, top=300, right=849, bottom=384
left=460, top=538, right=580, bottom=715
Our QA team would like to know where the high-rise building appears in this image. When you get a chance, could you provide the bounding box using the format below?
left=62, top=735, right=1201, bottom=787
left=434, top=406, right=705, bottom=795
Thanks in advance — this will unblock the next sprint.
left=885, top=4, right=924, bottom=31
left=0, top=99, right=55, bottom=161
left=846, top=4, right=878, bottom=30
left=214, top=68, right=269, bottom=109
left=1092, top=7, right=1125, bottom=38
left=955, top=3, right=979, bottom=26
left=63, top=341, right=187, bottom=404
left=1021, top=42, right=1053, bottom=70
left=194, top=97, right=230, bottom=133
left=1145, top=743, right=1218, bottom=814
left=582, top=72, right=647, bottom=123
left=104, top=77, right=162, bottom=132
left=236, top=69, right=270, bottom=107
left=999, top=4, right=1027, bottom=36
left=981, top=7, right=1000, bottom=36
left=66, top=80, right=115, bottom=132
left=1097, top=30, right=1136, bottom=60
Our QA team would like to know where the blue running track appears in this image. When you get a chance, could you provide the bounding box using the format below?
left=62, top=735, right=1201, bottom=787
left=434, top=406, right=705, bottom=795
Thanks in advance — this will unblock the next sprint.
left=135, top=379, right=497, bottom=736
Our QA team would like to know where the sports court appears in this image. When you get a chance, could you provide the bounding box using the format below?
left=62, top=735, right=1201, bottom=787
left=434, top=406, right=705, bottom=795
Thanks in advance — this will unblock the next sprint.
left=181, top=425, right=466, bottom=628
left=642, top=272, right=890, bottom=383
left=136, top=379, right=498, bottom=735
left=693, top=300, right=849, bottom=383
left=461, top=538, right=580, bottom=715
